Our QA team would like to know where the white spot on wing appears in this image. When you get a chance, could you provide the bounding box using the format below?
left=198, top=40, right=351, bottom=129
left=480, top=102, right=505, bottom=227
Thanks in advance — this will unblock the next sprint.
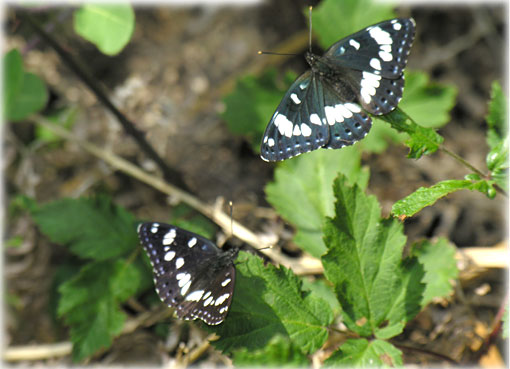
left=150, top=224, right=159, bottom=233
left=162, top=228, right=176, bottom=245
left=344, top=103, right=362, bottom=113
left=324, top=106, right=336, bottom=125
left=181, top=280, right=191, bottom=295
left=175, top=257, right=184, bottom=269
left=310, top=113, right=321, bottom=125
left=301, top=124, right=312, bottom=137
left=268, top=138, right=275, bottom=147
left=379, top=51, right=392, bottom=62
left=370, top=58, right=382, bottom=70
left=369, top=26, right=392, bottom=45
left=188, top=237, right=197, bottom=248
left=335, top=104, right=352, bottom=120
left=349, top=39, right=360, bottom=50
left=164, top=250, right=176, bottom=261
left=221, top=278, right=231, bottom=287
left=293, top=124, right=302, bottom=136
left=274, top=114, right=294, bottom=138
left=290, top=93, right=301, bottom=104
left=204, top=296, right=214, bottom=306
left=185, top=290, right=204, bottom=301
left=215, top=293, right=230, bottom=306
left=393, top=22, right=402, bottom=30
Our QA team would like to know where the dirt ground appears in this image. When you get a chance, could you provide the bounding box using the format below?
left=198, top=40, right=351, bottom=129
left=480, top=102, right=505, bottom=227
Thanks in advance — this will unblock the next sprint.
left=4, top=1, right=507, bottom=366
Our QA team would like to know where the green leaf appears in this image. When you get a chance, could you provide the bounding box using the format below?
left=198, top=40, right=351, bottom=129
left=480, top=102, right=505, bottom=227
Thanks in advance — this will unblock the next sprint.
left=58, top=260, right=141, bottom=361
left=410, top=238, right=458, bottom=307
left=322, top=175, right=423, bottom=338
left=302, top=277, right=341, bottom=316
left=210, top=252, right=333, bottom=355
left=73, top=4, right=135, bottom=55
left=324, top=339, right=403, bottom=367
left=485, top=81, right=508, bottom=190
left=232, top=334, right=309, bottom=367
left=398, top=71, right=457, bottom=129
left=4, top=49, right=48, bottom=122
left=313, top=0, right=395, bottom=49
left=360, top=71, right=456, bottom=154
left=391, top=179, right=495, bottom=217
left=378, top=108, right=444, bottom=158
left=31, top=196, right=138, bottom=260
left=222, top=69, right=295, bottom=150
left=265, top=148, right=368, bottom=257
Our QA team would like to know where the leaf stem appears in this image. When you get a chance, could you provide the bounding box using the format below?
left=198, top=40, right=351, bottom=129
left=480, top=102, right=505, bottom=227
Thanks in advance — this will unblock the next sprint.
left=391, top=342, right=458, bottom=364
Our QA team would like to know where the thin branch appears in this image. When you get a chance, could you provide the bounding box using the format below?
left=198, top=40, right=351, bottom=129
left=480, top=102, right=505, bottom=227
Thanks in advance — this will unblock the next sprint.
left=33, top=115, right=324, bottom=275
left=391, top=342, right=458, bottom=365
left=3, top=342, right=72, bottom=361
left=19, top=12, right=191, bottom=193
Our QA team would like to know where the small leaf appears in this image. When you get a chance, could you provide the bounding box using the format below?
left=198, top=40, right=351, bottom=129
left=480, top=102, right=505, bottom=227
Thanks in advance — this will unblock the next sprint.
left=410, top=238, right=458, bottom=307
left=313, top=0, right=395, bottom=49
left=31, top=195, right=138, bottom=260
left=392, top=179, right=495, bottom=217
left=323, top=175, right=423, bottom=338
left=210, top=252, right=333, bottom=355
left=232, top=334, right=309, bottom=367
left=74, top=4, right=135, bottom=55
left=4, top=49, right=48, bottom=121
left=58, top=260, right=141, bottom=361
left=324, top=339, right=403, bottom=367
left=378, top=108, right=444, bottom=158
left=222, top=69, right=295, bottom=150
left=265, top=148, right=368, bottom=257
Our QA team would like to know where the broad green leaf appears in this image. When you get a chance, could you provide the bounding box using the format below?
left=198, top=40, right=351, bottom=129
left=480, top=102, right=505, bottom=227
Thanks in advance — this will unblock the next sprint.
left=392, top=179, right=495, bottom=217
left=313, top=0, right=395, bottom=49
left=361, top=71, right=456, bottom=153
left=58, top=260, right=141, bottom=361
left=232, top=334, right=309, bottom=367
left=4, top=49, right=24, bottom=113
left=302, top=277, right=341, bottom=316
left=398, top=71, right=457, bottom=128
left=322, top=175, right=422, bottom=338
left=74, top=4, right=135, bottom=55
left=211, top=252, right=333, bottom=355
left=32, top=196, right=138, bottom=260
left=324, top=339, right=403, bottom=367
left=4, top=49, right=48, bottom=121
left=265, top=148, right=368, bottom=257
left=222, top=69, right=296, bottom=150
left=410, top=238, right=458, bottom=307
left=378, top=108, right=444, bottom=158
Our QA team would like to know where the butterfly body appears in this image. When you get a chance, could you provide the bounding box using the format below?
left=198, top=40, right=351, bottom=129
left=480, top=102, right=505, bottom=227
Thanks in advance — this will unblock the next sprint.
left=138, top=222, right=238, bottom=325
left=260, top=18, right=415, bottom=162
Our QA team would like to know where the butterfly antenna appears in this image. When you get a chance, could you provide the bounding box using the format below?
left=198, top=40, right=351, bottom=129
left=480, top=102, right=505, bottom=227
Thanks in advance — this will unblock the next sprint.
left=258, top=51, right=299, bottom=56
left=308, top=6, right=313, bottom=53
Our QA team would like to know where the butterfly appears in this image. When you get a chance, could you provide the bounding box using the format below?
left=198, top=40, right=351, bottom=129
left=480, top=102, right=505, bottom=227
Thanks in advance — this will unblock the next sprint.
left=137, top=222, right=238, bottom=325
left=260, top=18, right=416, bottom=162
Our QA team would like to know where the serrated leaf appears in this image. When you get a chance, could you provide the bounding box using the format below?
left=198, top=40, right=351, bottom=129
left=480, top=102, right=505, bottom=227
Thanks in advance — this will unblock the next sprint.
left=4, top=49, right=48, bottom=122
left=392, top=179, right=495, bottom=217
left=302, top=277, right=341, bottom=316
left=73, top=4, right=134, bottom=55
left=222, top=69, right=296, bottom=150
left=210, top=252, right=333, bottom=355
left=32, top=196, right=138, bottom=260
left=232, top=334, right=309, bottom=367
left=410, top=238, right=458, bottom=306
left=313, top=0, right=395, bottom=49
left=324, top=339, right=403, bottom=367
left=378, top=108, right=444, bottom=158
left=58, top=260, right=140, bottom=361
left=265, top=148, right=368, bottom=257
left=322, top=175, right=423, bottom=338
left=361, top=71, right=456, bottom=154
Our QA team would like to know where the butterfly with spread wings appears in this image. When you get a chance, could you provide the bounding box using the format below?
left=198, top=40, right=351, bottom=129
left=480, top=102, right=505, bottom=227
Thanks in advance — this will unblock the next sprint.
left=260, top=18, right=415, bottom=162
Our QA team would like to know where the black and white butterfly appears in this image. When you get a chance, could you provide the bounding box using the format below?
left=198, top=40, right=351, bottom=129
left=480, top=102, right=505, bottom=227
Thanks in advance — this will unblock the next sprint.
left=138, top=222, right=238, bottom=325
left=260, top=18, right=416, bottom=162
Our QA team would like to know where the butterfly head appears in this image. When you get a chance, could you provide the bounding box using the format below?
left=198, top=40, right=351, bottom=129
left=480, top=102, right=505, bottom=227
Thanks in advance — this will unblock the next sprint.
left=305, top=51, right=318, bottom=68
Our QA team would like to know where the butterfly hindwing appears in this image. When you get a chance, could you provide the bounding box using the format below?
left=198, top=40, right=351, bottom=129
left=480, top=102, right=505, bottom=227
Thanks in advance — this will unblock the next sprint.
left=137, top=222, right=237, bottom=325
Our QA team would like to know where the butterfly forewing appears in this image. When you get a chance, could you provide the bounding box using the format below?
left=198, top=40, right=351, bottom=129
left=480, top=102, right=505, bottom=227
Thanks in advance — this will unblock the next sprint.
left=137, top=222, right=237, bottom=325
left=324, top=18, right=415, bottom=78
